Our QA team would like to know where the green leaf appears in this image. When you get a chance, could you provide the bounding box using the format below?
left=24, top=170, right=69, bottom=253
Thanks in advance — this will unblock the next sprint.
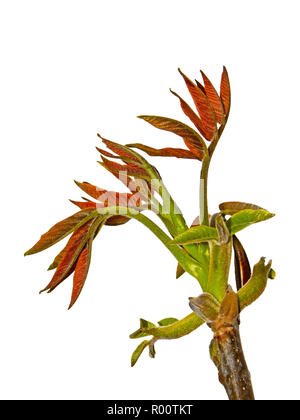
left=171, top=225, right=218, bottom=245
left=140, top=319, right=156, bottom=329
left=157, top=317, right=178, bottom=326
left=238, top=257, right=272, bottom=311
left=131, top=340, right=149, bottom=367
left=129, top=318, right=156, bottom=339
left=129, top=329, right=151, bottom=339
left=227, top=209, right=275, bottom=235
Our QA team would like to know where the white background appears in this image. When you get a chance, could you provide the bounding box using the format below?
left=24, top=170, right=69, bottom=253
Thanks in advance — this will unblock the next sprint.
left=0, top=0, right=299, bottom=400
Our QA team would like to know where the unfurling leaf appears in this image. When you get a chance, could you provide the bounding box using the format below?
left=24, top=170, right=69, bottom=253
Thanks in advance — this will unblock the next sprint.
left=227, top=209, right=275, bottom=235
left=126, top=143, right=197, bottom=159
left=157, top=318, right=178, bottom=327
left=129, top=318, right=156, bottom=339
left=75, top=181, right=136, bottom=207
left=131, top=340, right=149, bottom=367
left=200, top=70, right=225, bottom=125
left=140, top=319, right=156, bottom=329
left=169, top=89, right=204, bottom=134
left=138, top=115, right=206, bottom=159
left=178, top=69, right=217, bottom=140
left=100, top=156, right=150, bottom=180
left=24, top=209, right=97, bottom=256
left=70, top=200, right=97, bottom=210
left=47, top=246, right=67, bottom=271
left=219, top=201, right=264, bottom=215
left=68, top=218, right=105, bottom=309
left=171, top=225, right=218, bottom=245
left=238, top=258, right=272, bottom=311
left=70, top=200, right=131, bottom=226
left=220, top=66, right=231, bottom=116
left=232, top=235, right=251, bottom=290
left=40, top=217, right=102, bottom=293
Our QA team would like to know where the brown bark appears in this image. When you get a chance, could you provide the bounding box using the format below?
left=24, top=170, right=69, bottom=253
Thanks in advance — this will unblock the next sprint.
left=210, top=320, right=255, bottom=400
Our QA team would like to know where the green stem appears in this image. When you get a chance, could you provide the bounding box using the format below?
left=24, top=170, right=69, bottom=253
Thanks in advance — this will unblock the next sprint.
left=200, top=156, right=210, bottom=226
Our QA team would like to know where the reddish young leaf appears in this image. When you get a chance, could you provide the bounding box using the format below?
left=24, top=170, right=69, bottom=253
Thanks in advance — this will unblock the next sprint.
left=97, top=135, right=140, bottom=162
left=127, top=143, right=198, bottom=159
left=70, top=199, right=131, bottom=225
left=100, top=156, right=150, bottom=179
left=69, top=244, right=91, bottom=309
left=24, top=209, right=96, bottom=256
left=95, top=146, right=117, bottom=159
left=200, top=70, right=225, bottom=125
left=47, top=246, right=67, bottom=271
left=41, top=218, right=98, bottom=293
left=70, top=200, right=98, bottom=210
left=195, top=79, right=206, bottom=93
left=232, top=235, right=251, bottom=290
left=75, top=181, right=135, bottom=207
left=169, top=89, right=205, bottom=136
left=68, top=218, right=105, bottom=309
left=178, top=69, right=217, bottom=141
left=220, top=66, right=231, bottom=116
left=138, top=115, right=205, bottom=159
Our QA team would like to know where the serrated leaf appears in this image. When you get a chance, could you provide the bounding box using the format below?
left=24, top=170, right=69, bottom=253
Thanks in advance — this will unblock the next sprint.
left=178, top=69, right=217, bottom=140
left=220, top=66, right=231, bottom=116
left=138, top=115, right=206, bottom=159
left=171, top=225, right=218, bottom=245
left=131, top=340, right=149, bottom=367
left=24, top=209, right=96, bottom=256
left=70, top=200, right=98, bottom=210
left=100, top=156, right=150, bottom=180
left=68, top=218, right=105, bottom=309
left=99, top=136, right=140, bottom=162
left=127, top=143, right=198, bottom=159
left=40, top=217, right=100, bottom=293
left=75, top=181, right=136, bottom=207
left=219, top=201, right=264, bottom=215
left=170, top=89, right=205, bottom=135
left=47, top=246, right=67, bottom=271
left=200, top=70, right=225, bottom=125
left=227, top=209, right=275, bottom=235
left=157, top=318, right=178, bottom=326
